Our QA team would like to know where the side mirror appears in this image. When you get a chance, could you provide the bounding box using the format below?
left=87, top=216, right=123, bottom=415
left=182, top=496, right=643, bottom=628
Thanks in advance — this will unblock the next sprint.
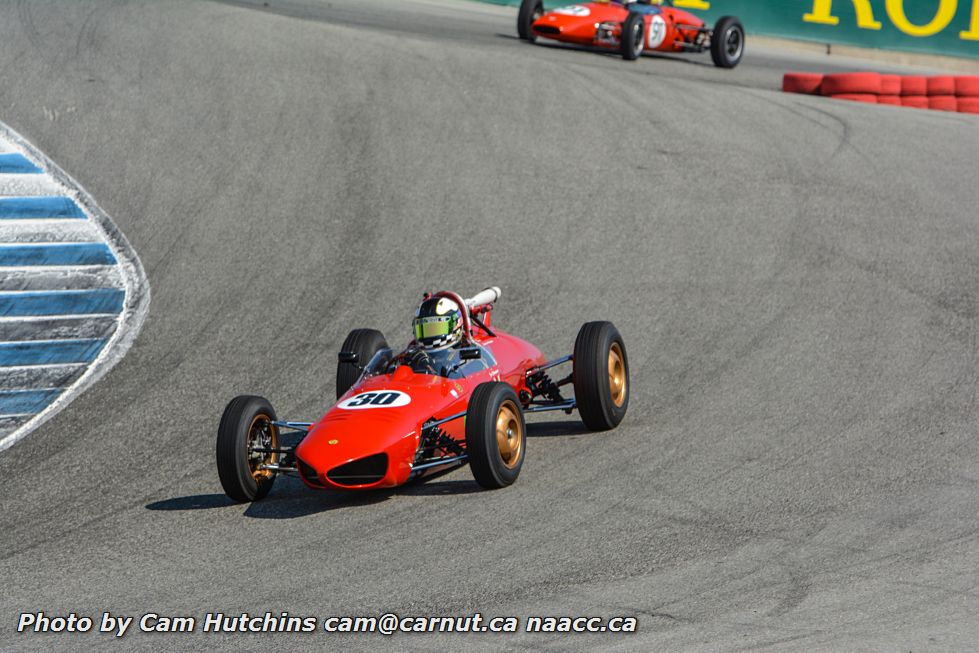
left=338, top=351, right=359, bottom=364
left=460, top=347, right=482, bottom=361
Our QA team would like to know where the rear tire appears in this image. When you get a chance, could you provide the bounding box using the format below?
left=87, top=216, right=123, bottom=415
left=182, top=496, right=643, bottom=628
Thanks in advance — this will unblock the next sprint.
left=517, top=0, right=544, bottom=42
left=573, top=321, right=629, bottom=431
left=710, top=16, right=744, bottom=68
left=466, top=382, right=526, bottom=489
left=216, top=395, right=278, bottom=502
left=621, top=13, right=645, bottom=61
left=337, top=328, right=388, bottom=399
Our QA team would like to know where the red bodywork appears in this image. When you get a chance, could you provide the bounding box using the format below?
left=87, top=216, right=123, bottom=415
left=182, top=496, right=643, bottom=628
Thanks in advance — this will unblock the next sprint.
left=532, top=2, right=704, bottom=52
left=294, top=302, right=546, bottom=490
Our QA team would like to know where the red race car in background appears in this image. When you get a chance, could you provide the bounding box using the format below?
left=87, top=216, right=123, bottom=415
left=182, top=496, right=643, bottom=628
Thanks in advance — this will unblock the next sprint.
left=216, top=288, right=629, bottom=501
left=518, top=0, right=744, bottom=67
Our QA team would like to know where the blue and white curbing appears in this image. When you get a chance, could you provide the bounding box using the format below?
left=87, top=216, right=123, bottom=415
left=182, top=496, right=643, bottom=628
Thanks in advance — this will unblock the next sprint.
left=0, top=122, right=149, bottom=452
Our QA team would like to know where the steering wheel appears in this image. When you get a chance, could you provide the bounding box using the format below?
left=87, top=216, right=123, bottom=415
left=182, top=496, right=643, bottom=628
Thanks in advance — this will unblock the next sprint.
left=406, top=349, right=438, bottom=376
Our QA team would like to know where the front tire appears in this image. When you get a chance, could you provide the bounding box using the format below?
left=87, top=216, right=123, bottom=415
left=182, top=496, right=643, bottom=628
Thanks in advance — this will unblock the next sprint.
left=621, top=13, right=645, bottom=61
left=465, top=382, right=526, bottom=489
left=573, top=321, right=629, bottom=431
left=336, top=328, right=388, bottom=399
left=216, top=395, right=279, bottom=502
left=710, top=16, right=744, bottom=68
left=517, top=0, right=544, bottom=42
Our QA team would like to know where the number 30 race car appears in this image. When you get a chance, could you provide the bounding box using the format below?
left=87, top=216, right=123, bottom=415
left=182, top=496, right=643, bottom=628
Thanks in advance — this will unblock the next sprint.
left=215, top=288, right=629, bottom=501
left=518, top=0, right=744, bottom=67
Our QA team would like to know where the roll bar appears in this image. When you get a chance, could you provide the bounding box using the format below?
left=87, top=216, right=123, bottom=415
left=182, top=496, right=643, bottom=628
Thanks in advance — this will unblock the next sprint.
left=465, top=286, right=501, bottom=309
left=430, top=287, right=501, bottom=343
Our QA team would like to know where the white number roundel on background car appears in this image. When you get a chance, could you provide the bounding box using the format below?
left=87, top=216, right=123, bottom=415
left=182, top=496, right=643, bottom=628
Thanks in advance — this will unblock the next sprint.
left=338, top=390, right=411, bottom=409
left=647, top=15, right=667, bottom=48
left=553, top=5, right=590, bottom=16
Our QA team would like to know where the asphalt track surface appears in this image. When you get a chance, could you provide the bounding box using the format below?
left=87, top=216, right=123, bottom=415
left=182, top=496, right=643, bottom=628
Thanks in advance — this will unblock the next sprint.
left=1, top=1, right=976, bottom=650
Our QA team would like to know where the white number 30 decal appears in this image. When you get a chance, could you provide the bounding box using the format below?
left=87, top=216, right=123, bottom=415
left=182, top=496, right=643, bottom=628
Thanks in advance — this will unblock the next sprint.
left=338, top=390, right=411, bottom=409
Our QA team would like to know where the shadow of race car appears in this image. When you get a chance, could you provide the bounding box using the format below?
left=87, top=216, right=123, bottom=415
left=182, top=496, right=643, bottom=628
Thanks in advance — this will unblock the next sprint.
left=216, top=287, right=629, bottom=501
left=518, top=0, right=744, bottom=67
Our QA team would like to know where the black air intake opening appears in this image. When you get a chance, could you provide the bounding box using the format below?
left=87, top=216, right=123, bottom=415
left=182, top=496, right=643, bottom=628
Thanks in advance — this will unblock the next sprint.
left=298, top=457, right=326, bottom=488
left=535, top=25, right=560, bottom=35
left=327, top=453, right=388, bottom=486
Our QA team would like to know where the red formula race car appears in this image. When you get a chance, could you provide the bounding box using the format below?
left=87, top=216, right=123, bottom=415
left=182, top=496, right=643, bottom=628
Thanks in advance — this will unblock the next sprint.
left=518, top=0, right=744, bottom=67
left=216, top=288, right=629, bottom=501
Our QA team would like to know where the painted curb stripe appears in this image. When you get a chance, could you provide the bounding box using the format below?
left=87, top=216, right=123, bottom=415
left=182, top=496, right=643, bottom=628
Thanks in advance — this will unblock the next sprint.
left=0, top=315, right=118, bottom=341
left=0, top=196, right=86, bottom=219
left=0, top=364, right=86, bottom=391
left=0, top=154, right=42, bottom=174
left=0, top=414, right=32, bottom=429
left=0, top=175, right=63, bottom=197
left=0, top=268, right=124, bottom=292
left=0, top=221, right=103, bottom=243
left=0, top=122, right=149, bottom=453
left=0, top=243, right=116, bottom=266
left=0, top=389, right=63, bottom=415
left=0, top=338, right=108, bottom=366
left=0, top=289, right=125, bottom=317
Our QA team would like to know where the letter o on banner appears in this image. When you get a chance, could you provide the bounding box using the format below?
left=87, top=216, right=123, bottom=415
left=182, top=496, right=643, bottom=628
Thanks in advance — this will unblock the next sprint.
left=885, top=0, right=956, bottom=37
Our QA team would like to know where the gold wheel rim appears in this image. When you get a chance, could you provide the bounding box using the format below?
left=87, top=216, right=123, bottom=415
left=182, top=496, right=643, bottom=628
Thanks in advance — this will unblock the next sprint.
left=608, top=342, right=626, bottom=408
left=495, top=400, right=524, bottom=470
left=246, top=414, right=278, bottom=481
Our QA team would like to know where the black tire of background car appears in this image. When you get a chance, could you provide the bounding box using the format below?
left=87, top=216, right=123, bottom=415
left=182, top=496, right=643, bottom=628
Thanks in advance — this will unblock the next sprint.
left=621, top=12, right=645, bottom=61
left=710, top=16, right=744, bottom=68
left=465, top=382, right=527, bottom=489
left=216, top=395, right=278, bottom=502
left=517, top=0, right=543, bottom=42
left=573, top=321, right=629, bottom=431
left=336, top=328, right=389, bottom=399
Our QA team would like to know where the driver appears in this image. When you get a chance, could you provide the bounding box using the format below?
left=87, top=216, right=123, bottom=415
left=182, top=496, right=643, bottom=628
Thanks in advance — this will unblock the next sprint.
left=406, top=296, right=467, bottom=376
left=412, top=296, right=464, bottom=350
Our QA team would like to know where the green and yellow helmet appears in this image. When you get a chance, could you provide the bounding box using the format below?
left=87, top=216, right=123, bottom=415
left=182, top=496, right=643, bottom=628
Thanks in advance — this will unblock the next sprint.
left=413, top=296, right=463, bottom=349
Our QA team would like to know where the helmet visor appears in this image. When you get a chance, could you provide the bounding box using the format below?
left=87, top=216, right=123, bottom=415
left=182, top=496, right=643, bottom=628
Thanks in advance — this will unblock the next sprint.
left=413, top=316, right=455, bottom=341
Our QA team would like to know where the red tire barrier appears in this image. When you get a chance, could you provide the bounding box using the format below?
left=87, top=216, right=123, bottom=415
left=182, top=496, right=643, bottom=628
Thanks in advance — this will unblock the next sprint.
left=954, top=76, right=979, bottom=97
left=928, top=95, right=957, bottom=111
left=831, top=93, right=879, bottom=104
left=782, top=72, right=824, bottom=95
left=785, top=70, right=979, bottom=113
left=901, top=96, right=928, bottom=109
left=901, top=76, right=927, bottom=96
left=957, top=97, right=979, bottom=114
left=926, top=76, right=955, bottom=96
left=821, top=72, right=882, bottom=95
left=881, top=74, right=901, bottom=95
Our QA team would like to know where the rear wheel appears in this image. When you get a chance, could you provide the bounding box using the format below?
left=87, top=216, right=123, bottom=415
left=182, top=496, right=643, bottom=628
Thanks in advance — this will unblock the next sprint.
left=336, top=328, right=388, bottom=399
left=216, top=395, right=278, bottom=502
left=517, top=0, right=544, bottom=42
left=621, top=13, right=645, bottom=61
left=573, top=321, right=629, bottom=431
left=466, top=382, right=526, bottom=489
left=710, top=16, right=744, bottom=68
